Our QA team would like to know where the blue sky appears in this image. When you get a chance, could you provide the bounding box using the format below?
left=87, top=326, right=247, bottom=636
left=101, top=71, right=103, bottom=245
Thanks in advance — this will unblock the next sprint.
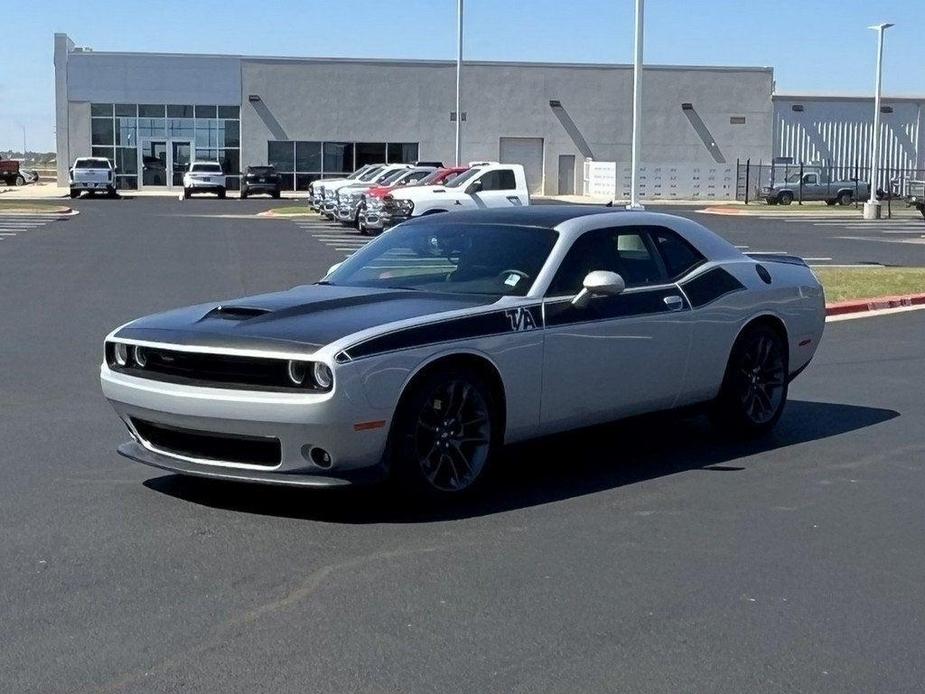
left=3, top=0, right=923, bottom=151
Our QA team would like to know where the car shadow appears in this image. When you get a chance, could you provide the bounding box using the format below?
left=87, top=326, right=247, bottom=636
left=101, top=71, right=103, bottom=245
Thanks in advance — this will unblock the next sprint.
left=143, top=400, right=898, bottom=524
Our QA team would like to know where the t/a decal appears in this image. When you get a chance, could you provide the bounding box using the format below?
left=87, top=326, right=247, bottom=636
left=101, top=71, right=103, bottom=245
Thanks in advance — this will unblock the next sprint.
left=505, top=307, right=538, bottom=332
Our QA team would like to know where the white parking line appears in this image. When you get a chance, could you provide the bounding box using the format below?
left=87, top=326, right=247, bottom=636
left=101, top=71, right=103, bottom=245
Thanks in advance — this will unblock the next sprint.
left=802, top=257, right=833, bottom=262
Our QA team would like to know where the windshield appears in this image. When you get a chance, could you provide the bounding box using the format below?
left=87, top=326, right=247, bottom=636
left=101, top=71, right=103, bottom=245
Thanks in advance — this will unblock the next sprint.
left=192, top=164, right=222, bottom=173
left=347, top=166, right=369, bottom=180
left=377, top=168, right=408, bottom=185
left=247, top=166, right=275, bottom=175
left=358, top=166, right=385, bottom=182
left=323, top=222, right=558, bottom=296
left=785, top=172, right=804, bottom=183
left=445, top=168, right=481, bottom=188
left=75, top=159, right=111, bottom=169
left=418, top=169, right=464, bottom=186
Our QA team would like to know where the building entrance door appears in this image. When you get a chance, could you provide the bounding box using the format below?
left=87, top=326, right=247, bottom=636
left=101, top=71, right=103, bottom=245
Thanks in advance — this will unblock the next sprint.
left=141, top=141, right=168, bottom=187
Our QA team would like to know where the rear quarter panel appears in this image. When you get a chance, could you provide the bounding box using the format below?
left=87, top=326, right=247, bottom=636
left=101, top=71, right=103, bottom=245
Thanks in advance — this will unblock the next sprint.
left=677, top=259, right=825, bottom=406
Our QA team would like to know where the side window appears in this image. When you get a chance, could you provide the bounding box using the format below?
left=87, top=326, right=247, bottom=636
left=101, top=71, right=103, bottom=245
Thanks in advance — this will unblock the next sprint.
left=804, top=173, right=817, bottom=185
left=649, top=226, right=706, bottom=280
left=547, top=228, right=665, bottom=295
left=478, top=169, right=516, bottom=191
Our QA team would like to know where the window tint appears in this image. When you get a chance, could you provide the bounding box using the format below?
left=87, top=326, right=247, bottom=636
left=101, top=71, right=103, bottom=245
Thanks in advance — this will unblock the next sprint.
left=548, top=228, right=665, bottom=295
left=192, top=163, right=223, bottom=173
left=479, top=169, right=516, bottom=191
left=649, top=227, right=705, bottom=279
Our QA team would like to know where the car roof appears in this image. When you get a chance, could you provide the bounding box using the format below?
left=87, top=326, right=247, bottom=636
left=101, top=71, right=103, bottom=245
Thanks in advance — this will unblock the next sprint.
left=402, top=204, right=618, bottom=229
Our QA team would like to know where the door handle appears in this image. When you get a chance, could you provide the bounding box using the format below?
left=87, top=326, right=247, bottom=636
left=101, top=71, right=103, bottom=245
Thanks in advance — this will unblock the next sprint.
left=663, top=295, right=685, bottom=311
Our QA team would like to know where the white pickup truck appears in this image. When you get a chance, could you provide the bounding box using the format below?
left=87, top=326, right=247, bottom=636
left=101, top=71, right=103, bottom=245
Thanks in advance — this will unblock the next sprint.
left=380, top=162, right=530, bottom=227
left=69, top=157, right=117, bottom=198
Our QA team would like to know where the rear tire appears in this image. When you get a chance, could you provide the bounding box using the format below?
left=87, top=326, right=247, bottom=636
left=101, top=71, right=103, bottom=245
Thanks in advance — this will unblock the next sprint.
left=183, top=187, right=191, bottom=200
left=825, top=199, right=836, bottom=206
left=388, top=367, right=499, bottom=497
left=240, top=189, right=248, bottom=199
left=69, top=189, right=79, bottom=199
left=837, top=191, right=853, bottom=206
left=712, top=324, right=789, bottom=437
left=217, top=187, right=226, bottom=199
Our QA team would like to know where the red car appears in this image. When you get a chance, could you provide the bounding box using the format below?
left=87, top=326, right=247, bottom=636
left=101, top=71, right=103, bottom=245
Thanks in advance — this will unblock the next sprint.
left=359, top=166, right=469, bottom=234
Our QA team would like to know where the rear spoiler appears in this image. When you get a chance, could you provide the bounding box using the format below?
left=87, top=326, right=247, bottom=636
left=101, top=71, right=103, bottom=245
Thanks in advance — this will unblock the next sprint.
left=745, top=253, right=808, bottom=267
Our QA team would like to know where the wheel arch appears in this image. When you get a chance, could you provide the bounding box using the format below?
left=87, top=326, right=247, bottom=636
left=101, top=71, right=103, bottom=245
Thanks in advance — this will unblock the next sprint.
left=731, top=312, right=790, bottom=364
left=396, top=350, right=508, bottom=439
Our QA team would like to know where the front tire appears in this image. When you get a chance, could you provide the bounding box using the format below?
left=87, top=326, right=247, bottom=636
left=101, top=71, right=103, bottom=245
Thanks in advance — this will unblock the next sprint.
left=389, top=367, right=499, bottom=497
left=713, top=324, right=789, bottom=437
left=183, top=187, right=191, bottom=199
left=778, top=191, right=793, bottom=206
left=69, top=189, right=79, bottom=199
left=14, top=174, right=25, bottom=186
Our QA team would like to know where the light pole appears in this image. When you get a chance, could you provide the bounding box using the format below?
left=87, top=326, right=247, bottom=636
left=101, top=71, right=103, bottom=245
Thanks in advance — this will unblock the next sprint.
left=864, top=22, right=893, bottom=220
left=455, top=0, right=464, bottom=167
left=626, top=0, right=645, bottom=210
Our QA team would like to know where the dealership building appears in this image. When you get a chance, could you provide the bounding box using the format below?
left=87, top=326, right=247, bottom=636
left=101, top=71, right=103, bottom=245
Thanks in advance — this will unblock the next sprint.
left=54, top=33, right=778, bottom=197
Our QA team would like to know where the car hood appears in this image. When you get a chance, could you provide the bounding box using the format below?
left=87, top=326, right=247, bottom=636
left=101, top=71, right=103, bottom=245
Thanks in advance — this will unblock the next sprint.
left=389, top=185, right=457, bottom=201
left=113, top=284, right=499, bottom=355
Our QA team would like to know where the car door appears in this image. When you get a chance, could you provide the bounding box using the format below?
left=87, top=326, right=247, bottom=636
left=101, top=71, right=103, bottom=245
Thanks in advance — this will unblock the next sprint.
left=539, top=226, right=692, bottom=431
left=802, top=172, right=821, bottom=200
left=469, top=169, right=525, bottom=208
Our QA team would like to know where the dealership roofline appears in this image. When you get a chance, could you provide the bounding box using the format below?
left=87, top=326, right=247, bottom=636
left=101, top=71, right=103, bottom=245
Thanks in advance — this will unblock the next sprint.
left=58, top=34, right=772, bottom=74
left=773, top=92, right=925, bottom=102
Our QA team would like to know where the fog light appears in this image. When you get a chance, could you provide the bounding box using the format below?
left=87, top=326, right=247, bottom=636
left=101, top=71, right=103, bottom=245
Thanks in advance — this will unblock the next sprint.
left=133, top=346, right=148, bottom=367
left=310, top=447, right=333, bottom=469
left=313, top=363, right=333, bottom=389
left=114, top=342, right=129, bottom=366
left=287, top=360, right=307, bottom=385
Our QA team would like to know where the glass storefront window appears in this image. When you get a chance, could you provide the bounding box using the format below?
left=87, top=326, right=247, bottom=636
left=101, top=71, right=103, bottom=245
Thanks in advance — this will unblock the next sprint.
left=138, top=104, right=165, bottom=118
left=268, top=141, right=295, bottom=172
left=91, top=118, right=114, bottom=145
left=356, top=143, right=387, bottom=167
left=91, top=103, right=113, bottom=117
left=167, top=105, right=194, bottom=118
left=323, top=142, right=353, bottom=173
left=296, top=142, right=322, bottom=172
left=116, top=176, right=138, bottom=190
left=195, top=105, right=218, bottom=119
left=91, top=146, right=114, bottom=162
left=116, top=117, right=137, bottom=146
left=218, top=105, right=240, bottom=119
left=218, top=149, right=240, bottom=175
left=138, top=118, right=166, bottom=138
left=168, top=118, right=195, bottom=139
left=115, top=147, right=137, bottom=174
left=196, top=148, right=218, bottom=162
left=388, top=143, right=419, bottom=163
left=115, top=104, right=137, bottom=117
left=296, top=173, right=321, bottom=191
left=195, top=121, right=218, bottom=148
left=220, top=120, right=239, bottom=148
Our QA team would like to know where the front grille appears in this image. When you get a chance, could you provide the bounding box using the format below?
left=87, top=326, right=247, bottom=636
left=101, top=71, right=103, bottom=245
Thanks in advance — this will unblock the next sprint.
left=132, top=418, right=281, bottom=466
left=106, top=344, right=328, bottom=392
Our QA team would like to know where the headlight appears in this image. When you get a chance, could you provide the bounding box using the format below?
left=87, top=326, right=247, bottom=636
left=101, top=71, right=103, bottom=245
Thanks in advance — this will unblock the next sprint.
left=113, top=342, right=129, bottom=366
left=286, top=360, right=333, bottom=390
left=313, top=362, right=333, bottom=390
left=133, top=346, right=148, bottom=368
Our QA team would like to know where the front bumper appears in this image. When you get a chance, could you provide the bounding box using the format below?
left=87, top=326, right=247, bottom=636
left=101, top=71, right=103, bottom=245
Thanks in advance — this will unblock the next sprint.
left=360, top=205, right=385, bottom=231
left=335, top=202, right=360, bottom=223
left=101, top=366, right=391, bottom=487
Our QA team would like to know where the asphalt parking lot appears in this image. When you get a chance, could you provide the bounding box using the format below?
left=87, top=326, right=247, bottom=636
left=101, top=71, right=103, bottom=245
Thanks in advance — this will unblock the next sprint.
left=2, top=197, right=925, bottom=693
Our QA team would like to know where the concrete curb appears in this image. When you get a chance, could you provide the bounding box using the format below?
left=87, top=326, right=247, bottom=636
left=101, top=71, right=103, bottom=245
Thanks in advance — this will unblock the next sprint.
left=0, top=206, right=77, bottom=216
left=698, top=205, right=919, bottom=220
left=826, top=292, right=925, bottom=317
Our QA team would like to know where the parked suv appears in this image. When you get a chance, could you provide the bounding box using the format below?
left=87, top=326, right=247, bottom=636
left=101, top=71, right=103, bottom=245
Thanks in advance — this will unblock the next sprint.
left=240, top=165, right=281, bottom=199
left=183, top=162, right=226, bottom=199
left=381, top=162, right=530, bottom=227
left=69, top=157, right=117, bottom=198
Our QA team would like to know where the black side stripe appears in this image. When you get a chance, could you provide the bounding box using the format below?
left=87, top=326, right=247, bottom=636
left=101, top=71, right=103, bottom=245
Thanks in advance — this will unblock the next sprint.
left=680, top=267, right=745, bottom=308
left=341, top=305, right=543, bottom=360
left=545, top=286, right=686, bottom=327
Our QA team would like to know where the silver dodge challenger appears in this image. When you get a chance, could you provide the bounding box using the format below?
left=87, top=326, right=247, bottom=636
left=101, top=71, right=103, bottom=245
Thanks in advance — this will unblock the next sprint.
left=100, top=208, right=826, bottom=496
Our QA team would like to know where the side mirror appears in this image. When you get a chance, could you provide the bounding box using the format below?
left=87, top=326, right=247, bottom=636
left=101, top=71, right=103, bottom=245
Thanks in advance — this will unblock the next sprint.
left=326, top=261, right=343, bottom=276
left=465, top=180, right=483, bottom=195
left=571, top=271, right=625, bottom=308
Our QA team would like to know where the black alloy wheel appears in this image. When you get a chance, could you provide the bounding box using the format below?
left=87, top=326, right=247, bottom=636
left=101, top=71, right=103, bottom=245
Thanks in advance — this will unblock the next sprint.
left=391, top=368, right=497, bottom=495
left=714, top=324, right=789, bottom=436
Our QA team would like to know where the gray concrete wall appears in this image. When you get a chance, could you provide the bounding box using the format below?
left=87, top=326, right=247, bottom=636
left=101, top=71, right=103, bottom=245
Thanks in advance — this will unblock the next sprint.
left=241, top=59, right=773, bottom=194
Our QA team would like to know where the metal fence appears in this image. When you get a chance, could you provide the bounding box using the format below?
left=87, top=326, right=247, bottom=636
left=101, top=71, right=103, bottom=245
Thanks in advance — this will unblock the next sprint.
left=735, top=158, right=925, bottom=205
